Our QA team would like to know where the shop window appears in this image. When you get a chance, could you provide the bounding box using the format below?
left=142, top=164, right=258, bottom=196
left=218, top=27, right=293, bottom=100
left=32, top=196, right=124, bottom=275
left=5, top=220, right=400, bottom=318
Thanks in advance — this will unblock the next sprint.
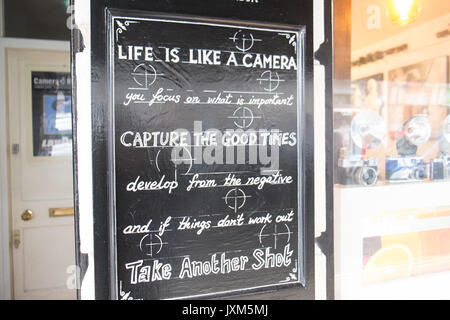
left=4, top=0, right=71, bottom=41
left=334, top=0, right=450, bottom=299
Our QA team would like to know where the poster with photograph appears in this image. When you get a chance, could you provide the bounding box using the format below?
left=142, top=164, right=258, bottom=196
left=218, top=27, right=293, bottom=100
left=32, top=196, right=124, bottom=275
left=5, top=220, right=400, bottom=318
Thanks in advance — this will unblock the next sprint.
left=32, top=72, right=72, bottom=157
left=352, top=73, right=385, bottom=115
left=387, top=57, right=449, bottom=139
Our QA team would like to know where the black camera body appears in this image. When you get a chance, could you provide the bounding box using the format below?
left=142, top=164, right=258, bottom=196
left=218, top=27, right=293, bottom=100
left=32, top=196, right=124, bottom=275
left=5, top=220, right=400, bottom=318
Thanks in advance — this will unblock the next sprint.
left=385, top=156, right=427, bottom=182
left=430, top=155, right=450, bottom=180
left=385, top=114, right=431, bottom=183
left=338, top=157, right=379, bottom=186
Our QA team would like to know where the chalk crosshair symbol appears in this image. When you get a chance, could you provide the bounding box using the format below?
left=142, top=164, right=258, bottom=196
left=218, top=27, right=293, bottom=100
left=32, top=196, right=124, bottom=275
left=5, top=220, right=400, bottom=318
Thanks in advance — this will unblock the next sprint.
left=139, top=233, right=167, bottom=257
left=223, top=188, right=251, bottom=213
left=131, top=63, right=164, bottom=89
left=259, top=224, right=292, bottom=250
left=171, top=148, right=196, bottom=181
left=228, top=107, right=261, bottom=129
left=229, top=30, right=262, bottom=52
left=257, top=70, right=285, bottom=92
left=155, top=148, right=195, bottom=181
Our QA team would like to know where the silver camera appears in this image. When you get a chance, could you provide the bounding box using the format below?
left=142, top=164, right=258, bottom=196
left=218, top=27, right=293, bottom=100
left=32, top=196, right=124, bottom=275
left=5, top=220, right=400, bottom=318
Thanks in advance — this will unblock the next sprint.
left=337, top=110, right=384, bottom=187
left=338, top=157, right=379, bottom=186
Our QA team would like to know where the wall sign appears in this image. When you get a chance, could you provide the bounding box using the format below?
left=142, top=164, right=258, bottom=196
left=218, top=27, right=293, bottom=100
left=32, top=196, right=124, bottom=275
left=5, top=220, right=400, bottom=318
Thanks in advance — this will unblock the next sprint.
left=31, top=72, right=72, bottom=157
left=108, top=11, right=305, bottom=300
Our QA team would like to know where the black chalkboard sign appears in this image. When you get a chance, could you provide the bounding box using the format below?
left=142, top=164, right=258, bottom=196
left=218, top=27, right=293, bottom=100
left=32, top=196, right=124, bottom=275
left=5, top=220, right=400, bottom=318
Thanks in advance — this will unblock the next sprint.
left=73, top=0, right=333, bottom=301
left=107, top=10, right=305, bottom=300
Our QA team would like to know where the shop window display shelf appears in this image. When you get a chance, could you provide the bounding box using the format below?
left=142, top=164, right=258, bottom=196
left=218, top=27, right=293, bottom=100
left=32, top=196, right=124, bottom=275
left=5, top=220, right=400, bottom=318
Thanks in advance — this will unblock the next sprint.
left=334, top=180, right=450, bottom=299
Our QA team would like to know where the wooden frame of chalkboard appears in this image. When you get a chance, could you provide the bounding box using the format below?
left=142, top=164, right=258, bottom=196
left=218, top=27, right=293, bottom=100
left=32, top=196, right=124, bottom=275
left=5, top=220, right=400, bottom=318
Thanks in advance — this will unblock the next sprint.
left=71, top=0, right=332, bottom=300
left=107, top=9, right=306, bottom=300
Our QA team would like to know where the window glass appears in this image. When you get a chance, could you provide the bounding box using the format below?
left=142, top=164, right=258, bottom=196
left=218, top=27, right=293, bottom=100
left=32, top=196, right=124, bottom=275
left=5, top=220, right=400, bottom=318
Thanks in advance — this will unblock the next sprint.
left=334, top=0, right=450, bottom=299
left=4, top=0, right=71, bottom=41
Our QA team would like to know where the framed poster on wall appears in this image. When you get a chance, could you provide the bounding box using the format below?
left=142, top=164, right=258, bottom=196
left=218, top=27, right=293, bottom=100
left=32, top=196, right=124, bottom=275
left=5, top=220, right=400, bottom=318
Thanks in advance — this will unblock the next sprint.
left=31, top=72, right=72, bottom=157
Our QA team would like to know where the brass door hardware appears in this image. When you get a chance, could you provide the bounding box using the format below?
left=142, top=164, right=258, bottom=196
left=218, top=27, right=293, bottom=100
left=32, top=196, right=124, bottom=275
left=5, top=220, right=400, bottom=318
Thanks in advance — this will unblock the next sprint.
left=21, top=209, right=33, bottom=221
left=13, top=230, right=20, bottom=249
left=49, top=207, right=74, bottom=217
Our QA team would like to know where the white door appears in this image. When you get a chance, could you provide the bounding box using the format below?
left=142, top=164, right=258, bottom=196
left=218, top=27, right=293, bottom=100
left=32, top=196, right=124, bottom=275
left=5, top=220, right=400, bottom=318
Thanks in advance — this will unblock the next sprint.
left=7, top=48, right=76, bottom=300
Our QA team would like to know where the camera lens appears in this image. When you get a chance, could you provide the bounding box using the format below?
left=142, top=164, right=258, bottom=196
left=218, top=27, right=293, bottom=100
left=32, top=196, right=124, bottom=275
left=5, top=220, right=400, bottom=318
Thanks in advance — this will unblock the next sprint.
left=357, top=167, right=378, bottom=186
left=414, top=167, right=426, bottom=180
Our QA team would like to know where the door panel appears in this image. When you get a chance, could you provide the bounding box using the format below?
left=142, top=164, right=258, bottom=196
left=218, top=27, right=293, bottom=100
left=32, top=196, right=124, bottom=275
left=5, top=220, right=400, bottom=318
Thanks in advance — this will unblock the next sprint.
left=7, top=48, right=75, bottom=300
left=23, top=225, right=75, bottom=290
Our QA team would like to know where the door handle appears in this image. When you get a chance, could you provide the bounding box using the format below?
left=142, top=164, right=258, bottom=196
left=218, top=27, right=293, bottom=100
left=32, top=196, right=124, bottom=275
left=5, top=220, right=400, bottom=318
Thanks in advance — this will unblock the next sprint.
left=21, top=209, right=33, bottom=221
left=13, top=230, right=20, bottom=249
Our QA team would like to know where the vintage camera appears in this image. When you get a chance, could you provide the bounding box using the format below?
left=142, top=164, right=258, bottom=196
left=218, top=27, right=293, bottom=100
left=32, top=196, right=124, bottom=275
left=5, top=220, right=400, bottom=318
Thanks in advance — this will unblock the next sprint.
left=337, top=110, right=384, bottom=187
left=430, top=115, right=450, bottom=180
left=429, top=155, right=450, bottom=180
left=385, top=156, right=427, bottom=182
left=338, top=156, right=379, bottom=186
left=386, top=114, right=431, bottom=182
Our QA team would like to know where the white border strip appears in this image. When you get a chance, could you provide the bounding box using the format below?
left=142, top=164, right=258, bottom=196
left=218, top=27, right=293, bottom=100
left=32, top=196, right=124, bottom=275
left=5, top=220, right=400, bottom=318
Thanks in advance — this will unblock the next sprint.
left=74, top=0, right=94, bottom=300
left=313, top=0, right=327, bottom=301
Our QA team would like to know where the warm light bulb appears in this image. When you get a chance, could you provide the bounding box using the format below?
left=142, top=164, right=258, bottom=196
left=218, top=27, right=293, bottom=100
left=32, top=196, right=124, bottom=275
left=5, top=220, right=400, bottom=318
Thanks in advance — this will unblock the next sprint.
left=395, top=0, right=414, bottom=21
left=387, top=0, right=422, bottom=26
